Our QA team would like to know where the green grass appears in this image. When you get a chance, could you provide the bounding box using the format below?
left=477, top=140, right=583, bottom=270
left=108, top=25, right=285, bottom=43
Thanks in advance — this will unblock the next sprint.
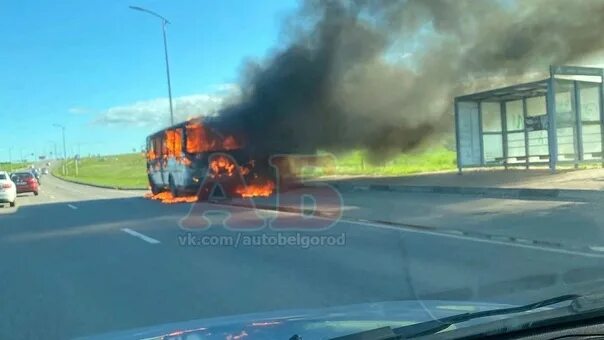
left=0, top=162, right=28, bottom=172
left=52, top=153, right=148, bottom=189
left=303, top=147, right=457, bottom=177
left=50, top=148, right=457, bottom=188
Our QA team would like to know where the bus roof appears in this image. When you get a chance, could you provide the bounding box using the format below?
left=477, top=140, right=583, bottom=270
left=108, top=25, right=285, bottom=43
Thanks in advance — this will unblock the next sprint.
left=147, top=116, right=223, bottom=139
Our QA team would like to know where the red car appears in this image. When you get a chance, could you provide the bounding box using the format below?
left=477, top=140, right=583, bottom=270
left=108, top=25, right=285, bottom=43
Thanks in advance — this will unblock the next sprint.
left=10, top=172, right=39, bottom=196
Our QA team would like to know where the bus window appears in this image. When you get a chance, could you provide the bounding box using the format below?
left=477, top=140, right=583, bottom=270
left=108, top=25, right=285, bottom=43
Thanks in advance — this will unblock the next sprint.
left=161, top=137, right=167, bottom=158
left=186, top=123, right=207, bottom=153
left=165, top=128, right=183, bottom=157
left=153, top=136, right=164, bottom=159
left=185, top=122, right=242, bottom=153
left=146, top=139, right=156, bottom=160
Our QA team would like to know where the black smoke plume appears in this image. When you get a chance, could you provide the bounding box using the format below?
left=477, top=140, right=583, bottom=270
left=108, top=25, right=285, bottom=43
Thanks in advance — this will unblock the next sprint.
left=216, top=0, right=604, bottom=163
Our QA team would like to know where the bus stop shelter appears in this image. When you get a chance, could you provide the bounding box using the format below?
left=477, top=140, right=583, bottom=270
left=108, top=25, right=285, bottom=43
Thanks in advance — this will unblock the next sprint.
left=455, top=65, right=604, bottom=172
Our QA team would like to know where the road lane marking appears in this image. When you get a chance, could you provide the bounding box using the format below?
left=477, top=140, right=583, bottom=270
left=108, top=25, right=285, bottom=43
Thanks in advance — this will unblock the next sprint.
left=50, top=195, right=56, bottom=199
left=121, top=228, right=161, bottom=244
left=67, top=204, right=78, bottom=210
left=348, top=219, right=604, bottom=258
left=207, top=201, right=604, bottom=258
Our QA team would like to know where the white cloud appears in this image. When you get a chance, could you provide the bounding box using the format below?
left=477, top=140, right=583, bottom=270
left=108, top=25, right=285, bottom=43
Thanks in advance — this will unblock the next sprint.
left=95, top=86, right=240, bottom=128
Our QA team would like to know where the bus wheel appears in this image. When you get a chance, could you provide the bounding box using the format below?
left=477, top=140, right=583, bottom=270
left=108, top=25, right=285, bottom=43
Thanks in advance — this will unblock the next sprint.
left=149, top=176, right=161, bottom=195
left=169, top=177, right=180, bottom=197
left=150, top=183, right=161, bottom=195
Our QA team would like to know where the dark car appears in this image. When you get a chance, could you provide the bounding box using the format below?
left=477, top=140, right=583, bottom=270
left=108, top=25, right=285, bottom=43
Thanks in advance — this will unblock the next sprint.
left=10, top=172, right=39, bottom=196
left=31, top=168, right=41, bottom=183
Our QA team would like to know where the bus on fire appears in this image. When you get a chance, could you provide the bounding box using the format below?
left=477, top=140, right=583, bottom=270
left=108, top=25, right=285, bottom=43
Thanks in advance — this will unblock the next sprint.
left=145, top=117, right=276, bottom=199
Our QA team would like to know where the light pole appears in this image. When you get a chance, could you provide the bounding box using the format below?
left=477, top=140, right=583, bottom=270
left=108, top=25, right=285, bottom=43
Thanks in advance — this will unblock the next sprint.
left=52, top=124, right=67, bottom=160
left=53, top=124, right=67, bottom=175
left=129, top=5, right=175, bottom=126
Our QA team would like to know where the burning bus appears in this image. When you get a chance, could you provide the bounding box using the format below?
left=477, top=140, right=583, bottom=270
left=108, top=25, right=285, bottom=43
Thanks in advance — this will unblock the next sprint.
left=145, top=117, right=277, bottom=200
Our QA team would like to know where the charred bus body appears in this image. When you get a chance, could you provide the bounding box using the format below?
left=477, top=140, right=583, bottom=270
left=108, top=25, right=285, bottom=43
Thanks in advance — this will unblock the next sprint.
left=146, top=117, right=271, bottom=198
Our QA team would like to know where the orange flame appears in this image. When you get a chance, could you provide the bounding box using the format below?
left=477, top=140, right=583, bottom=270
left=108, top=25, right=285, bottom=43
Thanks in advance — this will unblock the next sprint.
left=210, top=155, right=236, bottom=177
left=239, top=166, right=251, bottom=176
left=185, top=122, right=208, bottom=153
left=209, top=156, right=275, bottom=197
left=186, top=122, right=241, bottom=153
left=144, top=191, right=198, bottom=204
left=147, top=149, right=156, bottom=160
left=236, top=180, right=275, bottom=198
left=165, top=129, right=183, bottom=157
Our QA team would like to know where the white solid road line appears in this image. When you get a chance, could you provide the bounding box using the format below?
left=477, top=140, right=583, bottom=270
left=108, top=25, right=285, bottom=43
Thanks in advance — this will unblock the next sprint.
left=234, top=205, right=604, bottom=258
left=348, top=219, right=604, bottom=259
left=121, top=228, right=161, bottom=244
left=67, top=204, right=78, bottom=210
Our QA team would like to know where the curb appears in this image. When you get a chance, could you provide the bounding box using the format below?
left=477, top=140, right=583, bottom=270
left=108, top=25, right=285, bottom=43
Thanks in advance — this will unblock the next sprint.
left=51, top=173, right=147, bottom=191
left=324, top=182, right=602, bottom=201
left=207, top=199, right=604, bottom=257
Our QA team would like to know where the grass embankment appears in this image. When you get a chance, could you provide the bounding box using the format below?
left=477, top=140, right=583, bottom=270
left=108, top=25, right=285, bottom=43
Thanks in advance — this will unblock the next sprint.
left=0, top=162, right=28, bottom=172
left=314, top=147, right=456, bottom=176
left=52, top=153, right=148, bottom=189
left=51, top=148, right=456, bottom=189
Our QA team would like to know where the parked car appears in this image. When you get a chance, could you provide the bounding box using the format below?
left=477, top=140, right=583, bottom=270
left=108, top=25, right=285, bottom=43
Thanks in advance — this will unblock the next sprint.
left=10, top=172, right=39, bottom=196
left=0, top=171, right=16, bottom=207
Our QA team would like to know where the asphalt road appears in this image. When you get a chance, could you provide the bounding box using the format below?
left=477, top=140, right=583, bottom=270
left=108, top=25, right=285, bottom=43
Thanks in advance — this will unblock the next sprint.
left=1, top=175, right=604, bottom=339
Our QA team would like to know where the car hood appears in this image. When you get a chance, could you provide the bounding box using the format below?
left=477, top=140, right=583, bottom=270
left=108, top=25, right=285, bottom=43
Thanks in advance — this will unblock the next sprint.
left=79, top=300, right=517, bottom=340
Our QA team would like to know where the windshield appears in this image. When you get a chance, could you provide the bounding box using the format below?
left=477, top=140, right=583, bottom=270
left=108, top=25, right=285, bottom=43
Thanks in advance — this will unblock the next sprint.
left=11, top=173, right=32, bottom=180
left=3, top=1, right=604, bottom=339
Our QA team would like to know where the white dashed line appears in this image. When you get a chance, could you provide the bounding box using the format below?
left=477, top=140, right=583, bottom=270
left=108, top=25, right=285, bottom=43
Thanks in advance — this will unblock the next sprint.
left=67, top=204, right=78, bottom=210
left=50, top=195, right=56, bottom=199
left=121, top=228, right=161, bottom=244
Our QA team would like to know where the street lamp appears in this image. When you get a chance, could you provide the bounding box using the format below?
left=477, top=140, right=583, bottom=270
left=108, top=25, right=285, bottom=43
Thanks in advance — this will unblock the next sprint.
left=52, top=124, right=67, bottom=160
left=129, top=5, right=175, bottom=126
left=53, top=124, right=67, bottom=175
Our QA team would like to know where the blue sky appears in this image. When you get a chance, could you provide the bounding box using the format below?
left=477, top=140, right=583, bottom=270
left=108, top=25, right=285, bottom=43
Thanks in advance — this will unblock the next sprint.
left=0, top=0, right=298, bottom=162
